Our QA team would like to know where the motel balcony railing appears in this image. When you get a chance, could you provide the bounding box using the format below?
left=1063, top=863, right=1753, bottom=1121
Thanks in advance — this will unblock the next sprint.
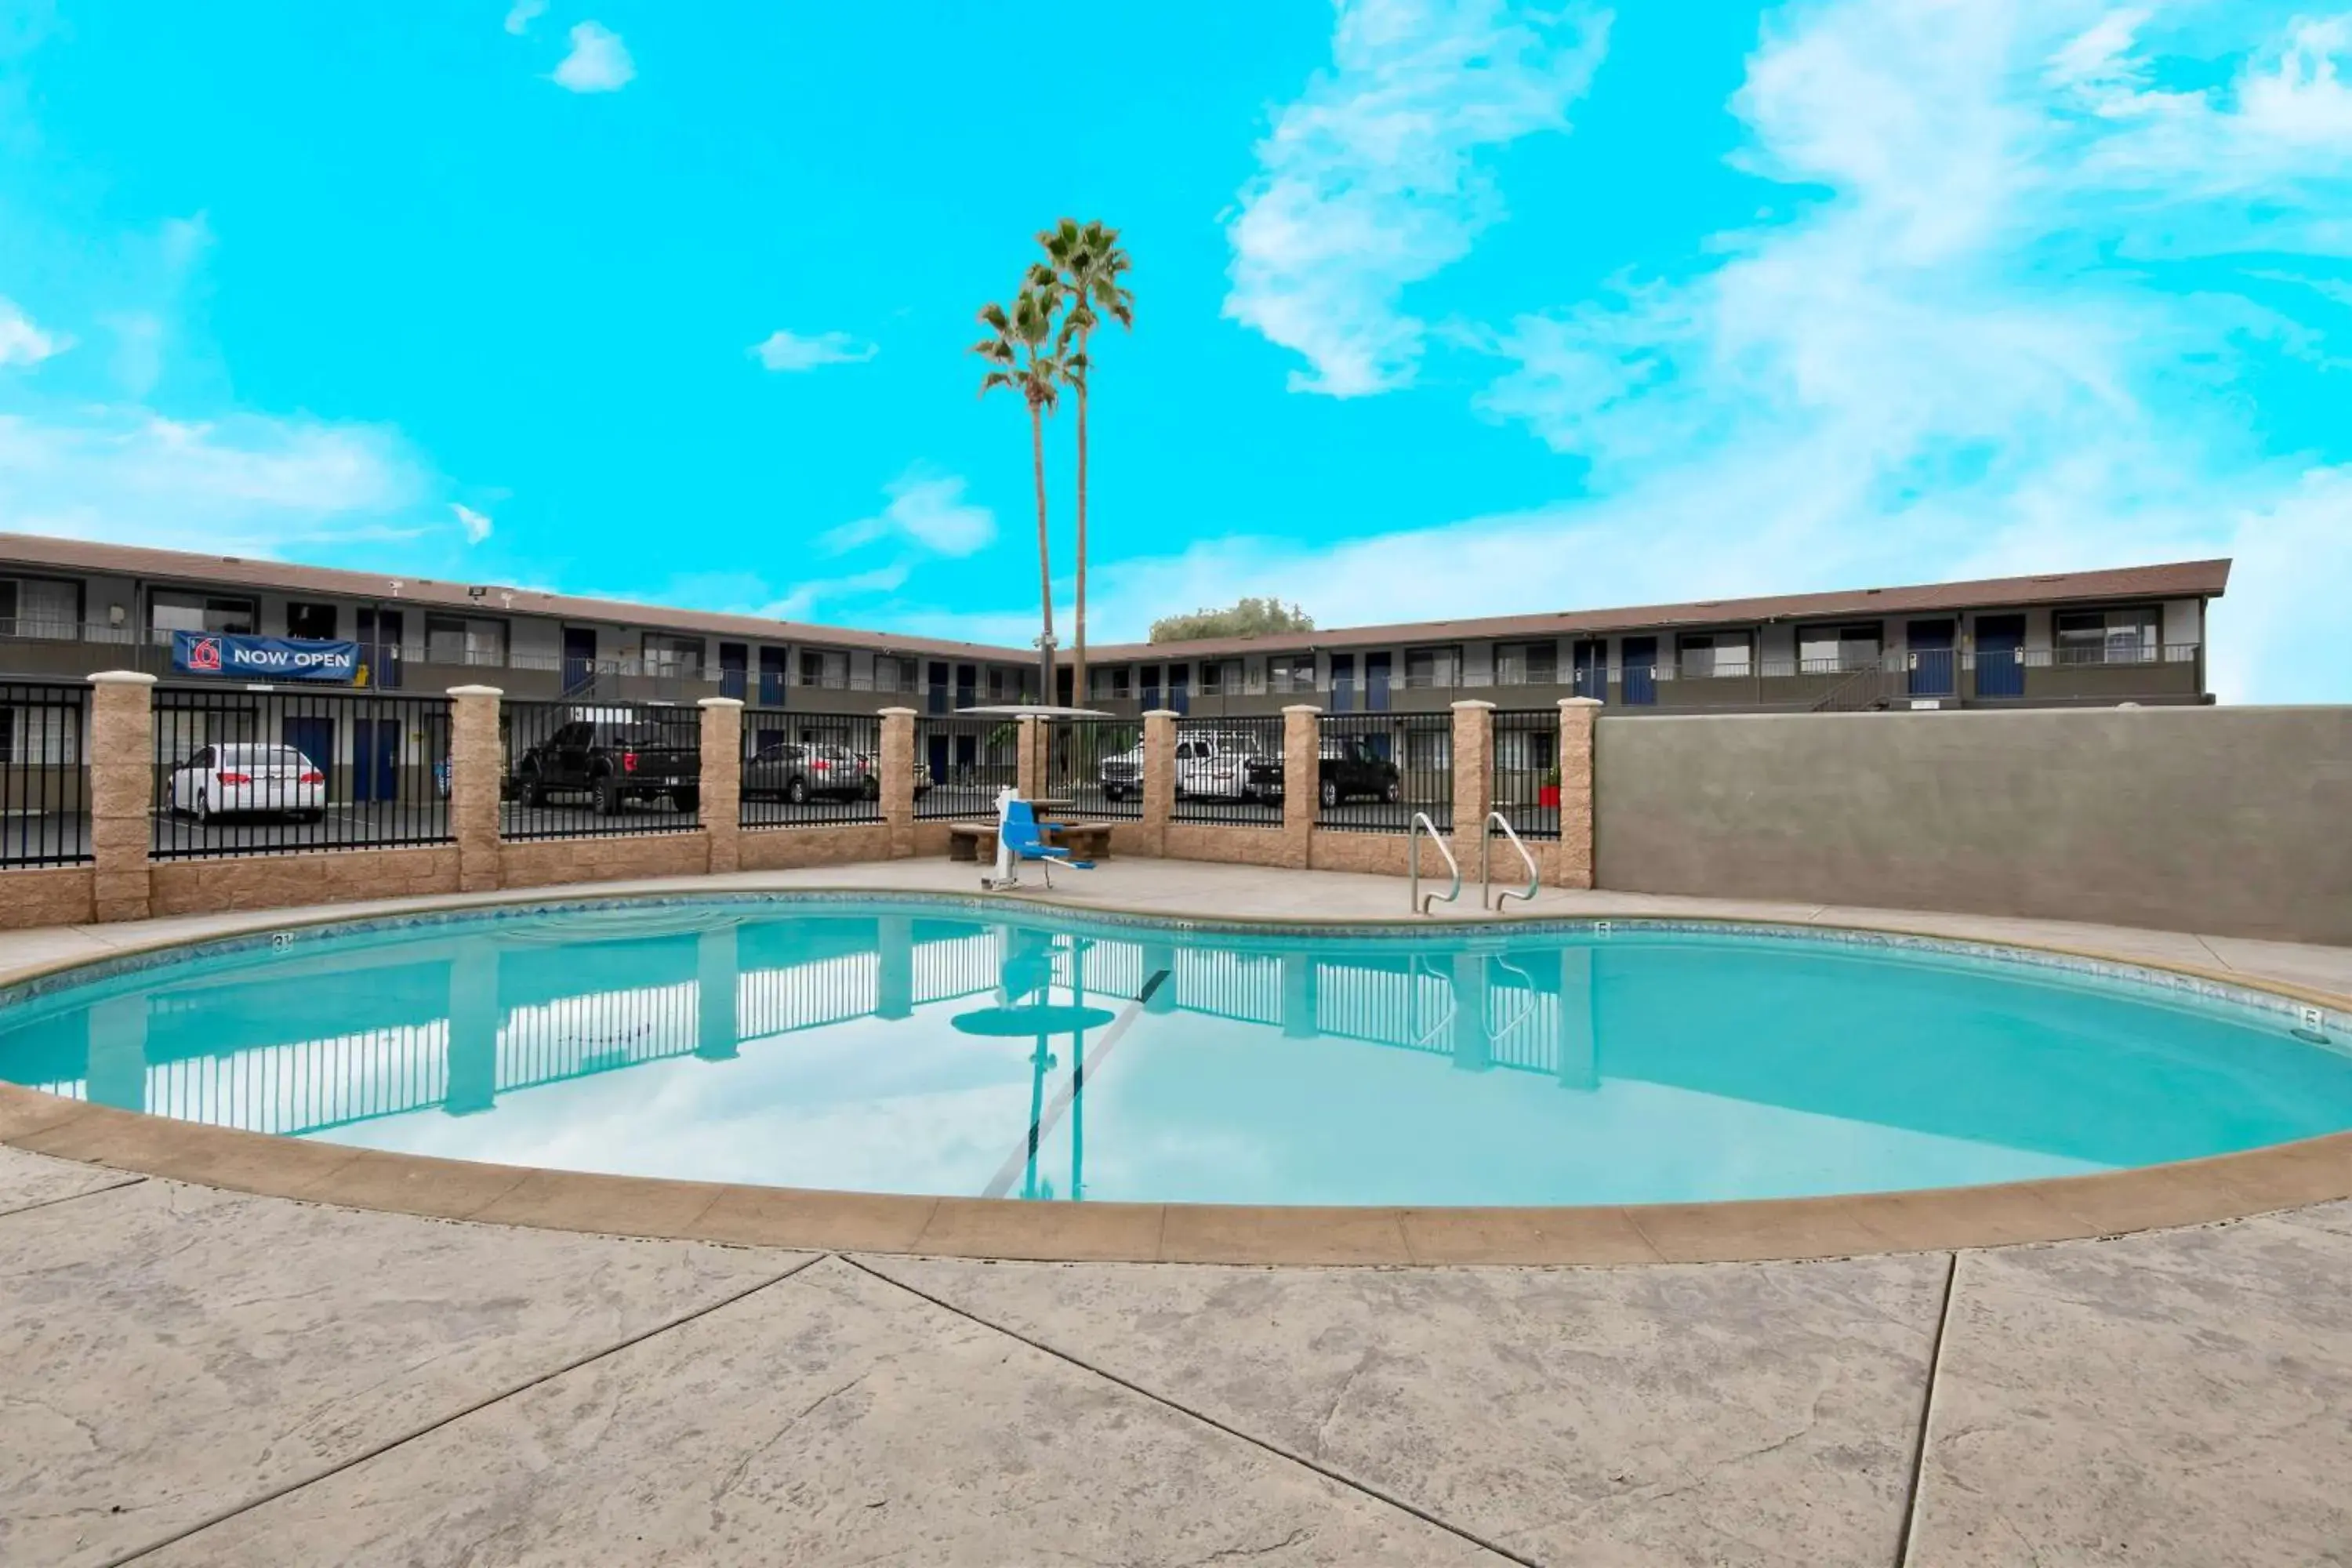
left=1080, top=644, right=2206, bottom=718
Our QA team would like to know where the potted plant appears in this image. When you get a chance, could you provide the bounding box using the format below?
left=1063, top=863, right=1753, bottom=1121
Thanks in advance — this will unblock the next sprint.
left=1538, top=764, right=1562, bottom=808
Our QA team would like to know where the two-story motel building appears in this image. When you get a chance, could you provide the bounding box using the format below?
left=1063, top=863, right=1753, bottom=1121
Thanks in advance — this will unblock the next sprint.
left=0, top=532, right=2226, bottom=720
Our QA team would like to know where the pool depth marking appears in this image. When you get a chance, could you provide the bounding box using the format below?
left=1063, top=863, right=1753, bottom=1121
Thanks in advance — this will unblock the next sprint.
left=984, top=968, right=1171, bottom=1202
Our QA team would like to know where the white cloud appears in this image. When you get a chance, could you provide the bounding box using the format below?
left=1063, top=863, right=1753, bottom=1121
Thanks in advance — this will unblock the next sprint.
left=452, top=503, right=494, bottom=544
left=822, top=469, right=996, bottom=558
left=504, top=0, right=549, bottom=36
left=1040, top=1, right=2352, bottom=705
left=0, top=407, right=426, bottom=557
left=0, top=298, right=67, bottom=367
left=760, top=566, right=911, bottom=622
left=750, top=328, right=877, bottom=372
left=101, top=311, right=163, bottom=397
left=552, top=21, right=633, bottom=93
left=1222, top=0, right=1612, bottom=397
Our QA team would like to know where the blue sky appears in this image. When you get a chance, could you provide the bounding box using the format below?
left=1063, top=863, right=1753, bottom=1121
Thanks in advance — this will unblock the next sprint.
left=0, top=1, right=2347, bottom=699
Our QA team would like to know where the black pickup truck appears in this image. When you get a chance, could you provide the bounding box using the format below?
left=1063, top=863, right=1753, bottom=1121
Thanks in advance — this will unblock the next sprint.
left=1244, top=735, right=1401, bottom=808
left=510, top=714, right=701, bottom=815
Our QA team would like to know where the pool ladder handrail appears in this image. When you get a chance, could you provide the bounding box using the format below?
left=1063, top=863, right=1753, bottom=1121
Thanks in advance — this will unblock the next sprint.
left=1407, top=812, right=1461, bottom=916
left=1479, top=811, right=1541, bottom=912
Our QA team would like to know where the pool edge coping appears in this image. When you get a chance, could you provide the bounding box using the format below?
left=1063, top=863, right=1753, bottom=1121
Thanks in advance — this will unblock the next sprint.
left=1, top=881, right=2347, bottom=1268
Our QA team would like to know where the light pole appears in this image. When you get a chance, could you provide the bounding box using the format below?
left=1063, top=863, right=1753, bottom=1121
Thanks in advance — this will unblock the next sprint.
left=1036, top=630, right=1058, bottom=708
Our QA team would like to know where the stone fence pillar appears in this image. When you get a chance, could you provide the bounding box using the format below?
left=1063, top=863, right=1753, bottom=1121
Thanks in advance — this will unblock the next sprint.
left=879, top=708, right=916, bottom=858
left=1450, top=699, right=1494, bottom=844
left=1016, top=715, right=1043, bottom=800
left=88, top=670, right=156, bottom=923
left=698, top=697, right=742, bottom=874
left=1558, top=696, right=1601, bottom=889
left=448, top=685, right=504, bottom=894
left=1141, top=709, right=1178, bottom=857
left=1281, top=705, right=1320, bottom=870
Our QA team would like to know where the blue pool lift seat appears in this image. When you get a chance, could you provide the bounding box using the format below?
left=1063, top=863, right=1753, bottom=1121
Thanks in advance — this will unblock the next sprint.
left=983, top=797, right=1094, bottom=891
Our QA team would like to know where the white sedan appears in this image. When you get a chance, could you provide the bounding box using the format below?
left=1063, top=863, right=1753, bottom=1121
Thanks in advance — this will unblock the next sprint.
left=169, top=743, right=327, bottom=824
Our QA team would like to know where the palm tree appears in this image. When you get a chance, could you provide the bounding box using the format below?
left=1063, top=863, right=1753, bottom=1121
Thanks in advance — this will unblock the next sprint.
left=973, top=281, right=1068, bottom=706
left=1040, top=219, right=1134, bottom=709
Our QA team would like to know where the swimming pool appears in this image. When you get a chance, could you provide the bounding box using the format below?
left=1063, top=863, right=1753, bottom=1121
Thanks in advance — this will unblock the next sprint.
left=2, top=894, right=2347, bottom=1207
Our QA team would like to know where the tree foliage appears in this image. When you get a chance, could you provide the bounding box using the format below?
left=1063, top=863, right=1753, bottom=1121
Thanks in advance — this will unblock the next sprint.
left=1149, top=597, right=1316, bottom=644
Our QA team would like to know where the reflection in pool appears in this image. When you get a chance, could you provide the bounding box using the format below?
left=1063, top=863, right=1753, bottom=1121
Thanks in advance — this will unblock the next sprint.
left=2, top=898, right=2349, bottom=1206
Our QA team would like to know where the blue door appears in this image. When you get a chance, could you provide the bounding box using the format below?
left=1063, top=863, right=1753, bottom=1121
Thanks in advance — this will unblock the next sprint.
left=1167, top=664, right=1190, bottom=715
left=561, top=628, right=597, bottom=695
left=1908, top=619, right=1956, bottom=696
left=1327, top=654, right=1354, bottom=713
left=758, top=648, right=788, bottom=706
left=350, top=717, right=400, bottom=801
left=926, top=734, right=949, bottom=786
left=1621, top=637, right=1657, bottom=706
left=281, top=716, right=336, bottom=798
left=1366, top=652, right=1392, bottom=712
left=1572, top=640, right=1607, bottom=701
left=1974, top=615, right=2025, bottom=699
left=718, top=643, right=747, bottom=700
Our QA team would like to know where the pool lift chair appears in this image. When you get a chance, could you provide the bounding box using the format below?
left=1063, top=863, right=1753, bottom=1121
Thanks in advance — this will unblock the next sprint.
left=981, top=787, right=1094, bottom=892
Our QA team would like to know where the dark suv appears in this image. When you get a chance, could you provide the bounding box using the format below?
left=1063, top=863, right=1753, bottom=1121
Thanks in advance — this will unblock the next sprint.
left=1243, top=737, right=1401, bottom=808
left=510, top=717, right=700, bottom=815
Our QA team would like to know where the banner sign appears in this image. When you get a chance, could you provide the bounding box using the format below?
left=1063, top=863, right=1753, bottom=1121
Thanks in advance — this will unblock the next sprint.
left=171, top=632, right=361, bottom=684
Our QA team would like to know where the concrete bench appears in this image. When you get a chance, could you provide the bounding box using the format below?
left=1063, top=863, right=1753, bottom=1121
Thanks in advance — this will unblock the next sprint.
left=946, top=819, right=1117, bottom=862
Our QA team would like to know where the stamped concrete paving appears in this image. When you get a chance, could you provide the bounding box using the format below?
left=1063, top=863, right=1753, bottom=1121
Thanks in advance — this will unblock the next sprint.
left=0, top=1158, right=804, bottom=1568
left=5, top=866, right=2352, bottom=1563
left=868, top=1252, right=1950, bottom=1566
left=4, top=1164, right=2349, bottom=1563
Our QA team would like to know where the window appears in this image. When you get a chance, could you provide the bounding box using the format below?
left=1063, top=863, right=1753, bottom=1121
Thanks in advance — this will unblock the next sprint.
left=1494, top=641, right=1559, bottom=686
left=1676, top=630, right=1755, bottom=677
left=870, top=655, right=917, bottom=693
left=1797, top=622, right=1882, bottom=672
left=797, top=649, right=849, bottom=688
left=2053, top=606, right=2159, bottom=665
left=1269, top=654, right=1317, bottom=694
left=1088, top=666, right=1133, bottom=702
left=423, top=615, right=507, bottom=667
left=641, top=633, right=704, bottom=679
left=1403, top=644, right=1462, bottom=689
left=0, top=576, right=80, bottom=640
left=1199, top=659, right=1242, bottom=695
left=151, top=590, right=256, bottom=637
left=285, top=601, right=339, bottom=641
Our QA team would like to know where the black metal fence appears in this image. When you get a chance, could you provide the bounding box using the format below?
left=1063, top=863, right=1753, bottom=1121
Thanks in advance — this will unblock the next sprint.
left=1172, top=715, right=1284, bottom=826
left=151, top=687, right=452, bottom=859
left=741, top=710, right=881, bottom=828
left=914, top=715, right=1019, bottom=821
left=1492, top=709, right=1560, bottom=840
left=1048, top=718, right=1144, bottom=821
left=0, top=681, right=89, bottom=866
left=1316, top=712, right=1450, bottom=833
left=500, top=699, right=701, bottom=839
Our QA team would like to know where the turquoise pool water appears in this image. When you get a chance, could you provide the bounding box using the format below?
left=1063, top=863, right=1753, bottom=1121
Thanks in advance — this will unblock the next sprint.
left=2, top=896, right=2347, bottom=1206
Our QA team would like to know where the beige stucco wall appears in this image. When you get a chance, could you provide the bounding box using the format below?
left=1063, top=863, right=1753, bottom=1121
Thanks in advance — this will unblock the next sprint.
left=1594, top=706, right=2352, bottom=945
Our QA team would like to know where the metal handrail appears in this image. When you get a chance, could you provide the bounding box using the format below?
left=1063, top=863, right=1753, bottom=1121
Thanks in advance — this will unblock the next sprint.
left=1407, top=812, right=1460, bottom=916
left=1480, top=811, right=1541, bottom=911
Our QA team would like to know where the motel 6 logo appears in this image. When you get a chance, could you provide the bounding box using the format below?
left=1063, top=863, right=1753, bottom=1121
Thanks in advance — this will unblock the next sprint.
left=187, top=637, right=223, bottom=673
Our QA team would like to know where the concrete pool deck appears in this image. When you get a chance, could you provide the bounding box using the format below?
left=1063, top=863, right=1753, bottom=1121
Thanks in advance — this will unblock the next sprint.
left=3, top=858, right=2350, bottom=1563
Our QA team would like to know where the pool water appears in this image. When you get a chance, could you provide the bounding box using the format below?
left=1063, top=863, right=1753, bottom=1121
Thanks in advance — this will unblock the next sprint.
left=2, top=897, right=2348, bottom=1207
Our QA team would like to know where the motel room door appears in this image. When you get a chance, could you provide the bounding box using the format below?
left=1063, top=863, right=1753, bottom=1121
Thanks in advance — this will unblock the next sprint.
left=1975, top=615, right=2026, bottom=698
left=1908, top=619, right=1957, bottom=697
left=1621, top=637, right=1657, bottom=705
left=280, top=715, right=337, bottom=799
left=350, top=717, right=401, bottom=802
